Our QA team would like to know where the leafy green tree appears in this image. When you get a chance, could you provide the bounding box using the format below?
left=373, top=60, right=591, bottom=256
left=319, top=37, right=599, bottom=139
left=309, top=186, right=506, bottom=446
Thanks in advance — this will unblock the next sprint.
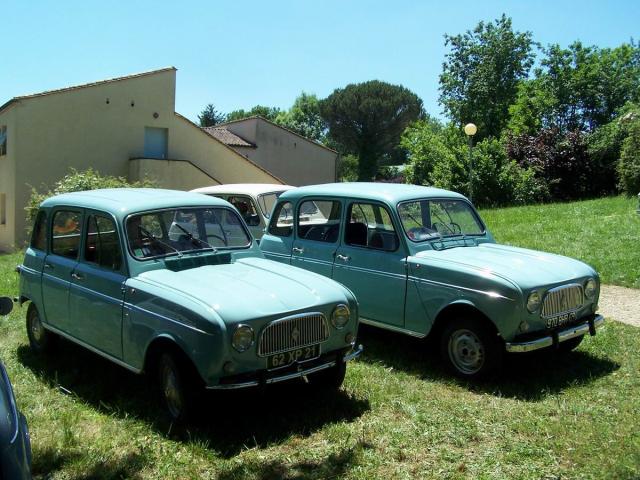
left=617, top=116, right=640, bottom=195
left=275, top=92, right=327, bottom=142
left=508, top=42, right=640, bottom=134
left=320, top=80, right=423, bottom=181
left=226, top=105, right=281, bottom=122
left=198, top=104, right=226, bottom=127
left=439, top=14, right=535, bottom=140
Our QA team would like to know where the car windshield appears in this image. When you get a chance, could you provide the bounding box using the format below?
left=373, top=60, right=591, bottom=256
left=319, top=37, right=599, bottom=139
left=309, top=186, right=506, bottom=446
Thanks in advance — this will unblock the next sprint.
left=398, top=199, right=484, bottom=242
left=126, top=207, right=251, bottom=259
left=257, top=191, right=286, bottom=218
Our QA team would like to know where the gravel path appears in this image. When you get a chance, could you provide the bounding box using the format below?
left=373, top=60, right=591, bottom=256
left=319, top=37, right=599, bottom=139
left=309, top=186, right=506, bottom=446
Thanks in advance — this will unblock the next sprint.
left=599, top=285, right=640, bottom=327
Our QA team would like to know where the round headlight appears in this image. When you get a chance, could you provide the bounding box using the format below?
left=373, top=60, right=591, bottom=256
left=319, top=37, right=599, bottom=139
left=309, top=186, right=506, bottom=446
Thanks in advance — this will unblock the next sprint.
left=232, top=324, right=254, bottom=352
left=584, top=278, right=597, bottom=299
left=331, top=304, right=350, bottom=329
left=526, top=291, right=541, bottom=313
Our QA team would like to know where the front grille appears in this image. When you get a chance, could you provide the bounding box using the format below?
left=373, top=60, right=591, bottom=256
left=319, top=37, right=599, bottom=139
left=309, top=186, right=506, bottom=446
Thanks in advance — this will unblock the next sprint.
left=258, top=312, right=329, bottom=356
left=541, top=284, right=584, bottom=319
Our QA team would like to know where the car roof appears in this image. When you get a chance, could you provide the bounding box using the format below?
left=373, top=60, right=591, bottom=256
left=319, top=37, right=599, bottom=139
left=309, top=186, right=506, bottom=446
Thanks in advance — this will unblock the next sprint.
left=278, top=183, right=467, bottom=204
left=191, top=183, right=294, bottom=196
left=40, top=188, right=229, bottom=219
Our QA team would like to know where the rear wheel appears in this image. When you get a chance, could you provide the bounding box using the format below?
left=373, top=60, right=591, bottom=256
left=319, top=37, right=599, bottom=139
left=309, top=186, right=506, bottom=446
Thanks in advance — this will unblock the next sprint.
left=309, top=360, right=346, bottom=390
left=440, top=316, right=502, bottom=380
left=557, top=335, right=584, bottom=353
left=26, top=304, right=56, bottom=353
left=157, top=352, right=200, bottom=424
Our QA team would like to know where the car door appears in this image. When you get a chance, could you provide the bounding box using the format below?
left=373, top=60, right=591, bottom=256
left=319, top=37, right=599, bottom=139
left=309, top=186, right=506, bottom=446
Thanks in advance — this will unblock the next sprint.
left=41, top=208, right=83, bottom=332
left=332, top=201, right=407, bottom=327
left=260, top=200, right=295, bottom=264
left=291, top=198, right=342, bottom=277
left=68, top=211, right=126, bottom=358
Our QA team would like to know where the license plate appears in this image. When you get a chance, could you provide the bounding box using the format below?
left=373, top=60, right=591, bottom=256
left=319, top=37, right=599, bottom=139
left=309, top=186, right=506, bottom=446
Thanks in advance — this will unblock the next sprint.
left=546, top=311, right=577, bottom=329
left=267, top=344, right=321, bottom=369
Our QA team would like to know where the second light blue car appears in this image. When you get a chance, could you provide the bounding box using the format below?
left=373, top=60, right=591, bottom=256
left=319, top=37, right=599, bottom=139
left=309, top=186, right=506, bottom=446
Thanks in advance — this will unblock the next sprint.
left=260, top=183, right=604, bottom=379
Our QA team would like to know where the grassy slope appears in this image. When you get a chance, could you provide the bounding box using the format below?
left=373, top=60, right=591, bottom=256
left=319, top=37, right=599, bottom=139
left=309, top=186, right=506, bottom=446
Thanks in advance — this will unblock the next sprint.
left=480, top=195, right=640, bottom=289
left=1, top=238, right=640, bottom=478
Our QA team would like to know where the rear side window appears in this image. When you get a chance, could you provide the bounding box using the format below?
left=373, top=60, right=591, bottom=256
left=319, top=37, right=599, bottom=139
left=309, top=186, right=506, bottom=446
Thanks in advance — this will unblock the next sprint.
left=268, top=201, right=294, bottom=237
left=51, top=210, right=82, bottom=259
left=297, top=200, right=341, bottom=243
left=85, top=214, right=123, bottom=271
left=346, top=202, right=399, bottom=251
left=30, top=210, right=47, bottom=251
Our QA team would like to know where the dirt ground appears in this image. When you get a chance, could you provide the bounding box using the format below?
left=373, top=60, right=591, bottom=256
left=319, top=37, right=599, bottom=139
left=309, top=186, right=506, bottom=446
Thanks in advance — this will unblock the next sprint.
left=599, top=285, right=640, bottom=327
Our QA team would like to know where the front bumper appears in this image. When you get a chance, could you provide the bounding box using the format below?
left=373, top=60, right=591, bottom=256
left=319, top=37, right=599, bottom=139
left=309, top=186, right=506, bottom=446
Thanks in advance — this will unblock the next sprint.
left=505, top=314, right=604, bottom=353
left=207, top=344, right=363, bottom=390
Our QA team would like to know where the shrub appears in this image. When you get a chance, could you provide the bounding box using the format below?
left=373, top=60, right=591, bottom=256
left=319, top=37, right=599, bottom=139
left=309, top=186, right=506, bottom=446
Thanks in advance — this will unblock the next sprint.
left=26, top=168, right=157, bottom=222
left=617, top=120, right=640, bottom=195
left=338, top=155, right=359, bottom=182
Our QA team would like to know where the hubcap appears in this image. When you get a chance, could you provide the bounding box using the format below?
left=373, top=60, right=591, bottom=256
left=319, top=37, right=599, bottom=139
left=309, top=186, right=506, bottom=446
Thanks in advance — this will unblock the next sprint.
left=30, top=313, right=45, bottom=344
left=161, top=364, right=183, bottom=419
left=448, top=329, right=485, bottom=374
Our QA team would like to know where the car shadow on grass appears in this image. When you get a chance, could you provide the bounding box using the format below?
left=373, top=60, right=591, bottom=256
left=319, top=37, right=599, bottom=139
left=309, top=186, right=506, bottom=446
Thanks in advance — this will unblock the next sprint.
left=16, top=341, right=370, bottom=459
left=356, top=324, right=620, bottom=402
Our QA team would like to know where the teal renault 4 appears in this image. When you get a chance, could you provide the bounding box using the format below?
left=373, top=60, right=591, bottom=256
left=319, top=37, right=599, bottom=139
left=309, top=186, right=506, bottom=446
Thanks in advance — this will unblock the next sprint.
left=259, top=183, right=604, bottom=379
left=17, top=189, right=361, bottom=422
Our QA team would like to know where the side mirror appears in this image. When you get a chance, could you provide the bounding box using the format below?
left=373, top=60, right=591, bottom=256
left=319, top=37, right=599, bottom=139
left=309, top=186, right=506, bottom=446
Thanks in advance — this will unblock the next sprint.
left=0, top=297, right=13, bottom=316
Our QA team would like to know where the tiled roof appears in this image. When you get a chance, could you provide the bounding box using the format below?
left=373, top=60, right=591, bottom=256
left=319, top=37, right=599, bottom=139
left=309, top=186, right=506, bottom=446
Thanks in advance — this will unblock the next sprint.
left=203, top=126, right=255, bottom=147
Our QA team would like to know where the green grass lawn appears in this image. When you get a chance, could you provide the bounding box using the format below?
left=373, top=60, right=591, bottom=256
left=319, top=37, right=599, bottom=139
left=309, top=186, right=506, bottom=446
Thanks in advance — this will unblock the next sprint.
left=480, top=195, right=640, bottom=289
left=0, top=197, right=638, bottom=479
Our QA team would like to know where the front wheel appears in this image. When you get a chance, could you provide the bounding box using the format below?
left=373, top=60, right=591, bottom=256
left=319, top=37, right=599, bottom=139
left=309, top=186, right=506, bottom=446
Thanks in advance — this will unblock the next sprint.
left=309, top=360, right=346, bottom=390
left=157, top=352, right=200, bottom=424
left=26, top=304, right=56, bottom=353
left=440, top=317, right=502, bottom=380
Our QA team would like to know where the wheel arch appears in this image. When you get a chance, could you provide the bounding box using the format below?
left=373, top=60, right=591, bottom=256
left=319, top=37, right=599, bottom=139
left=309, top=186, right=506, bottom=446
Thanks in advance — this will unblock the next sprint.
left=143, top=335, right=203, bottom=384
left=430, top=301, right=501, bottom=341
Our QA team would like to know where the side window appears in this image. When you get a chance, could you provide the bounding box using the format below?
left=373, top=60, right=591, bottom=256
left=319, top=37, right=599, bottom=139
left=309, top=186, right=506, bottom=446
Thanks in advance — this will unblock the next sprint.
left=346, top=203, right=399, bottom=251
left=51, top=210, right=82, bottom=259
left=228, top=196, right=260, bottom=226
left=30, top=210, right=47, bottom=251
left=268, top=201, right=293, bottom=237
left=297, top=200, right=341, bottom=243
left=85, top=214, right=123, bottom=271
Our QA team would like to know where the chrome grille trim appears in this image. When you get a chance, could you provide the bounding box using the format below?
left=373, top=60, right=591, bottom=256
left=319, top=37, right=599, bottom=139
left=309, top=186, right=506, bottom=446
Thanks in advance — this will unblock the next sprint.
left=258, top=312, right=330, bottom=357
left=541, top=284, right=584, bottom=319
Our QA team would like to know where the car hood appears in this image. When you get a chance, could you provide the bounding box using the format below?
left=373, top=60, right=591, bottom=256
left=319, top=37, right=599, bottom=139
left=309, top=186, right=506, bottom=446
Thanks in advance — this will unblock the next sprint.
left=136, top=257, right=346, bottom=323
left=413, top=243, right=596, bottom=290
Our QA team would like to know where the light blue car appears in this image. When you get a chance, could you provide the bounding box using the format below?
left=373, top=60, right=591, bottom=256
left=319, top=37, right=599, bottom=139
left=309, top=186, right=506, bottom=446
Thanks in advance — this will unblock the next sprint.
left=0, top=297, right=32, bottom=480
left=17, top=189, right=361, bottom=422
left=260, top=183, right=604, bottom=379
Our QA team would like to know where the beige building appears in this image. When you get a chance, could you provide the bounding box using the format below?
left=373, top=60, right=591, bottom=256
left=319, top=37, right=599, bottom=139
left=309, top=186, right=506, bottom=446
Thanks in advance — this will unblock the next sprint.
left=205, top=116, right=339, bottom=186
left=0, top=67, right=283, bottom=251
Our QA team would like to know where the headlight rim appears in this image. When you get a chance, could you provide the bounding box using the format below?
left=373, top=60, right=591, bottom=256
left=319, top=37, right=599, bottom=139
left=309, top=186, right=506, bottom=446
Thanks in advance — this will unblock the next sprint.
left=331, top=304, right=350, bottom=329
left=584, top=278, right=597, bottom=299
left=231, top=324, right=255, bottom=352
left=526, top=291, right=541, bottom=313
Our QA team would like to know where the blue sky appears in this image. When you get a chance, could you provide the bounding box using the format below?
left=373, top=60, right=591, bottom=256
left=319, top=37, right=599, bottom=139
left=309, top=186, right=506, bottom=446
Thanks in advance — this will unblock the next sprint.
left=3, top=0, right=638, bottom=122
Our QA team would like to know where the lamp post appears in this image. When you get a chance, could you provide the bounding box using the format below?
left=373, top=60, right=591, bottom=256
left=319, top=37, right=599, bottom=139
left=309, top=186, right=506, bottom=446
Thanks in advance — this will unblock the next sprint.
left=464, top=123, right=477, bottom=202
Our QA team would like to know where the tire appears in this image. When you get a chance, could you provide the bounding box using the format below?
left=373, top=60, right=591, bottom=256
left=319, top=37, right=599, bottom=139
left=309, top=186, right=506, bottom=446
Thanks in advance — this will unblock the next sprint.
left=309, top=360, right=346, bottom=390
left=557, top=335, right=584, bottom=353
left=157, top=352, right=200, bottom=424
left=26, top=304, right=56, bottom=353
left=440, top=316, right=502, bottom=380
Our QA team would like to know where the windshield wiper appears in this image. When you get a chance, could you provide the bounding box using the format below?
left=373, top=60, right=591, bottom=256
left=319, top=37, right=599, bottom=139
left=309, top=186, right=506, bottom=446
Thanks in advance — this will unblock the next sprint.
left=139, top=227, right=183, bottom=257
left=173, top=223, right=217, bottom=253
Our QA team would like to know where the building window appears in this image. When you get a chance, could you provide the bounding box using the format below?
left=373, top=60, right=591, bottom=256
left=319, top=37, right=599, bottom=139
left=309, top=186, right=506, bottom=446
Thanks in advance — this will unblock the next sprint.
left=143, top=127, right=168, bottom=159
left=0, top=126, right=6, bottom=156
left=0, top=194, right=6, bottom=225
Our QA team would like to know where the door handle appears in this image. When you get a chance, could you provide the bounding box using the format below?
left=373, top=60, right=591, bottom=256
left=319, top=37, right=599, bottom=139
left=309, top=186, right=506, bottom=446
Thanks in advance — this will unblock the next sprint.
left=71, top=272, right=84, bottom=280
left=292, top=247, right=304, bottom=254
left=336, top=254, right=350, bottom=262
left=44, top=263, right=54, bottom=269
